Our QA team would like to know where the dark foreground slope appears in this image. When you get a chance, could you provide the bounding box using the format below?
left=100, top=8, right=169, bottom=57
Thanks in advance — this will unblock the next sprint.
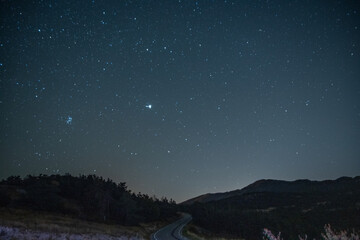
left=0, top=174, right=178, bottom=226
left=184, top=177, right=360, bottom=239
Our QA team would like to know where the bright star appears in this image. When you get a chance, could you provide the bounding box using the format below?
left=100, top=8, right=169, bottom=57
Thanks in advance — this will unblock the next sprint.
left=66, top=116, right=72, bottom=125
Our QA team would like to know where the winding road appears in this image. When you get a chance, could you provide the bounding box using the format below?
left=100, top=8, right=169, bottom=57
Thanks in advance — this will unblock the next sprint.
left=151, top=213, right=192, bottom=240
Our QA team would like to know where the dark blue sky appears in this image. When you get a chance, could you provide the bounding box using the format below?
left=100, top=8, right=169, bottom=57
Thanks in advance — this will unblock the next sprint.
left=1, top=0, right=359, bottom=202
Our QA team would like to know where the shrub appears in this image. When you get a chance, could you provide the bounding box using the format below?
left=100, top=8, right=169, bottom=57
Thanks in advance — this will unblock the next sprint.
left=263, top=225, right=360, bottom=240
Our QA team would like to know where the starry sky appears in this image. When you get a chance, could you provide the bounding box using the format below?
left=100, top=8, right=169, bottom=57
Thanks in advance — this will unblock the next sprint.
left=1, top=0, right=359, bottom=202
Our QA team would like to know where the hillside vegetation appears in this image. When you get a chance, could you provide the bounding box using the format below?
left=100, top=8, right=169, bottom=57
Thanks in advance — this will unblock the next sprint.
left=184, top=177, right=360, bottom=240
left=0, top=174, right=178, bottom=226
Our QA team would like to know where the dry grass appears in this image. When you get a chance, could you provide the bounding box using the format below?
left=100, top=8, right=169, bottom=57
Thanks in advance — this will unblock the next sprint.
left=183, top=224, right=245, bottom=240
left=0, top=208, right=151, bottom=238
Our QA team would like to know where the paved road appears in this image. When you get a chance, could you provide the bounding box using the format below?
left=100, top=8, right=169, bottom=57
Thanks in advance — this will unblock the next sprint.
left=151, top=213, right=192, bottom=240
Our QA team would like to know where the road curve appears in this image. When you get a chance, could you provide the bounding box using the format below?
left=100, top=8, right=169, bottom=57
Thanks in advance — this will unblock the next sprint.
left=151, top=213, right=192, bottom=240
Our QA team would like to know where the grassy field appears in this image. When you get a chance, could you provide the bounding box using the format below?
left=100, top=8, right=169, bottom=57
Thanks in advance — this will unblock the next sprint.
left=183, top=224, right=245, bottom=240
left=0, top=207, right=166, bottom=240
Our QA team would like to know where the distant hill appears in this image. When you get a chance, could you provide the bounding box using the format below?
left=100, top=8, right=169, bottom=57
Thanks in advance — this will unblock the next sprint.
left=183, top=176, right=360, bottom=239
left=182, top=176, right=360, bottom=205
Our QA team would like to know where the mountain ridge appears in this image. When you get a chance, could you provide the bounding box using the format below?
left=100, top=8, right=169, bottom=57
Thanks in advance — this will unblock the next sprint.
left=181, top=176, right=360, bottom=205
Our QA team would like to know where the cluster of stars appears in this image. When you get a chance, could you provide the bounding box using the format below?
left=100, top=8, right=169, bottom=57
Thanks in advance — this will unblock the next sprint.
left=66, top=116, right=72, bottom=125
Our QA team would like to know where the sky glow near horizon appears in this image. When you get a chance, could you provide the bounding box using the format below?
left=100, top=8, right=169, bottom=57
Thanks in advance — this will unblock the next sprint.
left=0, top=0, right=359, bottom=202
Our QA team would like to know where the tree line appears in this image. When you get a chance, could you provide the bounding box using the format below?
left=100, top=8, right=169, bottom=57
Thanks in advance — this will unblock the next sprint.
left=0, top=174, right=178, bottom=225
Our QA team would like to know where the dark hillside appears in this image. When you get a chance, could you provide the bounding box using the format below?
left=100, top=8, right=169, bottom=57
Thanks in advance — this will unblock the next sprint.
left=184, top=176, right=360, bottom=239
left=182, top=176, right=360, bottom=205
left=0, top=174, right=178, bottom=226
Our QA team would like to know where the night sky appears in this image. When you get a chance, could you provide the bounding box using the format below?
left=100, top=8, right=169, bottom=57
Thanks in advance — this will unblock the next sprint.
left=1, top=0, right=359, bottom=202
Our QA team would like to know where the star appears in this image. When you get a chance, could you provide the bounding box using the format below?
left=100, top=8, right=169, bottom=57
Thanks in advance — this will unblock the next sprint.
left=66, top=116, right=72, bottom=125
